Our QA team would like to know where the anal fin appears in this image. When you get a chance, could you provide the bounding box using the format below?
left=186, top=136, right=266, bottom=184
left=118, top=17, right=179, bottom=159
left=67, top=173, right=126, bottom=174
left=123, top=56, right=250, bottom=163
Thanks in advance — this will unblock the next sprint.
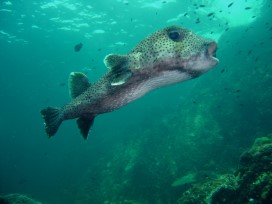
left=76, top=116, right=95, bottom=139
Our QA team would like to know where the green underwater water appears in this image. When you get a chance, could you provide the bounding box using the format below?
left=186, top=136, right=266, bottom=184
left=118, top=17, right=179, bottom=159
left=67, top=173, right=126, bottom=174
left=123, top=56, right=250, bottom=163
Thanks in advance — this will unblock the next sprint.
left=0, top=0, right=271, bottom=203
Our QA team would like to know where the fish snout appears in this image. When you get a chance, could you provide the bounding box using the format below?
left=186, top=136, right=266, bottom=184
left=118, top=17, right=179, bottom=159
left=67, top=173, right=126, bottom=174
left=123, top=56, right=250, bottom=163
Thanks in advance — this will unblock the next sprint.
left=204, top=41, right=219, bottom=65
left=207, top=41, right=217, bottom=57
left=206, top=41, right=217, bottom=57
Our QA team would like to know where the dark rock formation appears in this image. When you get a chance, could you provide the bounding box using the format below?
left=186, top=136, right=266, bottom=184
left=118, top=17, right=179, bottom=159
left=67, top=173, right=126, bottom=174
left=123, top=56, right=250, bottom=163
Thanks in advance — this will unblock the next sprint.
left=177, top=136, right=272, bottom=204
left=0, top=194, right=42, bottom=204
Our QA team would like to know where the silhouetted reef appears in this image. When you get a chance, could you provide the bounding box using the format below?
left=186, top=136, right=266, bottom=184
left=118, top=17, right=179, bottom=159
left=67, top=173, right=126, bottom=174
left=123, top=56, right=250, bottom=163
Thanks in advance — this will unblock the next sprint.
left=0, top=194, right=42, bottom=204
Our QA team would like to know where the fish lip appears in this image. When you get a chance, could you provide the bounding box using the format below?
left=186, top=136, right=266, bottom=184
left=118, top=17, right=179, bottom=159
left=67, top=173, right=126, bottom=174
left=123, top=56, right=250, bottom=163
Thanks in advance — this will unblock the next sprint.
left=207, top=41, right=217, bottom=57
left=205, top=41, right=219, bottom=64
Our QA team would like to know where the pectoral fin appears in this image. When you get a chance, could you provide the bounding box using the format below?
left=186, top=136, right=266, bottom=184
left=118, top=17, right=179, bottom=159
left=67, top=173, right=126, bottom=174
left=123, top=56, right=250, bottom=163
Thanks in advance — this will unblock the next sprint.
left=110, top=71, right=132, bottom=86
left=104, top=54, right=132, bottom=86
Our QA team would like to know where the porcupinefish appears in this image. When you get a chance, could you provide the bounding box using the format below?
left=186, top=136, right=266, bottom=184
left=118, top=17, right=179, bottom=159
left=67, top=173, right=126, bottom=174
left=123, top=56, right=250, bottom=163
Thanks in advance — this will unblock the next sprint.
left=41, top=26, right=219, bottom=139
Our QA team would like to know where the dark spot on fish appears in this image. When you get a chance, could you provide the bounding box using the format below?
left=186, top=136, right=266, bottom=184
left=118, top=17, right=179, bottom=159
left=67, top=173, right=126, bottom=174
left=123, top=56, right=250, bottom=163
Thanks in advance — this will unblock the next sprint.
left=184, top=13, right=188, bottom=17
left=193, top=101, right=196, bottom=104
left=195, top=18, right=200, bottom=24
left=252, top=15, right=256, bottom=18
left=221, top=69, right=225, bottom=73
left=207, top=12, right=214, bottom=17
left=245, top=7, right=251, bottom=10
left=228, top=2, right=233, bottom=7
left=236, top=89, right=241, bottom=93
left=248, top=50, right=252, bottom=55
left=239, top=103, right=244, bottom=106
left=162, top=1, right=167, bottom=3
left=74, top=42, right=83, bottom=52
left=97, top=48, right=102, bottom=51
left=199, top=5, right=205, bottom=7
left=255, top=57, right=259, bottom=62
left=225, top=28, right=229, bottom=31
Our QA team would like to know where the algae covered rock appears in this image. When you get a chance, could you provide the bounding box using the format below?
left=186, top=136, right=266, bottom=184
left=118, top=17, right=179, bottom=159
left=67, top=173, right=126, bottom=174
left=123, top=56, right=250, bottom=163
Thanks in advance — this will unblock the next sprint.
left=103, top=200, right=142, bottom=204
left=0, top=194, right=42, bottom=204
left=177, top=174, right=238, bottom=204
left=171, top=172, right=197, bottom=187
left=235, top=136, right=272, bottom=204
left=177, top=136, right=272, bottom=204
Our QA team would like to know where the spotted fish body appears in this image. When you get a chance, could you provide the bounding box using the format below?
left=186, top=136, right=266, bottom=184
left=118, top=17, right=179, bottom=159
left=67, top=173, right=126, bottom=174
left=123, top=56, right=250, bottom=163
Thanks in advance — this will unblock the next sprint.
left=41, top=26, right=219, bottom=139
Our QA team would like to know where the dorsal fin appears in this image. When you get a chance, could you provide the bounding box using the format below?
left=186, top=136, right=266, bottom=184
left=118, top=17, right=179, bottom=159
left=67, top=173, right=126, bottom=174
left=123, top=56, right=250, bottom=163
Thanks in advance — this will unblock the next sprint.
left=69, top=72, right=91, bottom=98
left=104, top=54, right=132, bottom=86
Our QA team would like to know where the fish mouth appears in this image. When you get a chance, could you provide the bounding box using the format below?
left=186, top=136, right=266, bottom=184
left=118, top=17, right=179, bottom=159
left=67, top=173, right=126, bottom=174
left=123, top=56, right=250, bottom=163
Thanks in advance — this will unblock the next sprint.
left=206, top=41, right=219, bottom=65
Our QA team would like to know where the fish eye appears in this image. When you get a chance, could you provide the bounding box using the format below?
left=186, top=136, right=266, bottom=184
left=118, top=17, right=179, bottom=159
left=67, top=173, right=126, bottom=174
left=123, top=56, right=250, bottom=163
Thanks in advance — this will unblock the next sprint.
left=168, top=30, right=182, bottom=41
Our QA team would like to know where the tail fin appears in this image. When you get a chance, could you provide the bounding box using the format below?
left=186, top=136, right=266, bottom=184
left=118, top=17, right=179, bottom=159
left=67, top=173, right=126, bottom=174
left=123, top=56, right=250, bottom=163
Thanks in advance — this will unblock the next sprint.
left=41, top=107, right=62, bottom=137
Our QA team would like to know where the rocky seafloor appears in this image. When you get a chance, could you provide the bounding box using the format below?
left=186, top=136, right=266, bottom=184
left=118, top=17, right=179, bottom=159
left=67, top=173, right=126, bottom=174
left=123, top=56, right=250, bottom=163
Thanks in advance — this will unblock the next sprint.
left=2, top=136, right=271, bottom=204
left=0, top=194, right=42, bottom=204
left=177, top=136, right=272, bottom=204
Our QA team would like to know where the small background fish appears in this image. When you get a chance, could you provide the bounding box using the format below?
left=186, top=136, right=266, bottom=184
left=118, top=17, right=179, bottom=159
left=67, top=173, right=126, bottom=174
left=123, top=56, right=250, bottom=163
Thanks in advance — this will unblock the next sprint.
left=74, top=42, right=83, bottom=52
